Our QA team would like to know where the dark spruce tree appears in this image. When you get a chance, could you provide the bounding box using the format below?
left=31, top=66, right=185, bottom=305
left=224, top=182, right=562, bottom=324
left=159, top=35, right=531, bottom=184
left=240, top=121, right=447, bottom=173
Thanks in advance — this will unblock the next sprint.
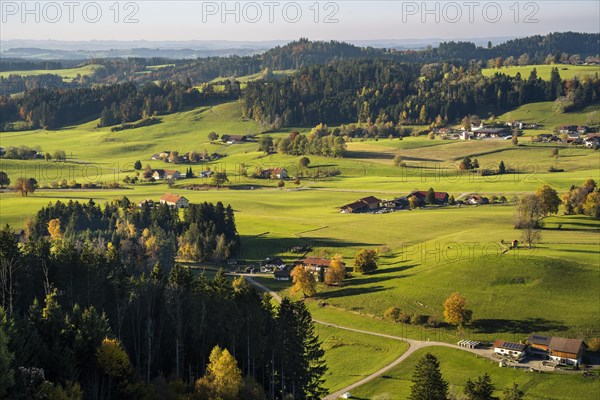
left=464, top=373, right=495, bottom=400
left=498, top=161, right=506, bottom=174
left=408, top=353, right=448, bottom=400
left=275, top=299, right=327, bottom=399
left=426, top=188, right=436, bottom=205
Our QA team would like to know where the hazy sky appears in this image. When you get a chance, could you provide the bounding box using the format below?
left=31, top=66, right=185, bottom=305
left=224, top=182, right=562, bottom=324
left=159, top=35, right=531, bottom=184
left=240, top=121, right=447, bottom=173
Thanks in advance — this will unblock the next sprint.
left=1, top=0, right=599, bottom=42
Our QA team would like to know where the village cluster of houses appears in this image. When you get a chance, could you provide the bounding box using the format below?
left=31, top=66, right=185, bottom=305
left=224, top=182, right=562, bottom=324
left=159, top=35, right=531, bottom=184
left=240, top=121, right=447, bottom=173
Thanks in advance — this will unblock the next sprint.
left=493, top=335, right=587, bottom=366
left=340, top=191, right=450, bottom=213
left=257, top=168, right=289, bottom=179
left=219, top=134, right=255, bottom=144
left=138, top=193, right=190, bottom=209
left=338, top=192, right=511, bottom=213
left=433, top=121, right=598, bottom=146
left=151, top=150, right=225, bottom=163
left=434, top=123, right=515, bottom=140
left=150, top=169, right=213, bottom=180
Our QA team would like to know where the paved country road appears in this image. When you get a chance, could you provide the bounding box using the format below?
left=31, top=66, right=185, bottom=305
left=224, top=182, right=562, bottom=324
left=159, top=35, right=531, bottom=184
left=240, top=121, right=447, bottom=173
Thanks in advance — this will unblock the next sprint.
left=240, top=275, right=495, bottom=400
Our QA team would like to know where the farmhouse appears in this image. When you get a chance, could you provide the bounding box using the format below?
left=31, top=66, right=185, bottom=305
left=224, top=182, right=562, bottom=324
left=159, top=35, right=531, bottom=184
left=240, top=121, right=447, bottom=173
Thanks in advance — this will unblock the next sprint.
left=159, top=194, right=189, bottom=208
left=408, top=191, right=449, bottom=205
left=274, top=269, right=291, bottom=281
left=465, top=195, right=489, bottom=205
left=506, top=121, right=524, bottom=129
left=529, top=335, right=587, bottom=365
left=584, top=136, right=600, bottom=147
left=263, top=257, right=286, bottom=269
left=152, top=169, right=182, bottom=180
left=340, top=196, right=381, bottom=213
left=547, top=337, right=587, bottom=365
left=221, top=134, right=248, bottom=143
left=299, top=257, right=345, bottom=282
left=493, top=340, right=527, bottom=360
left=559, top=125, right=579, bottom=135
left=138, top=199, right=155, bottom=208
left=566, top=135, right=583, bottom=144
left=260, top=168, right=289, bottom=179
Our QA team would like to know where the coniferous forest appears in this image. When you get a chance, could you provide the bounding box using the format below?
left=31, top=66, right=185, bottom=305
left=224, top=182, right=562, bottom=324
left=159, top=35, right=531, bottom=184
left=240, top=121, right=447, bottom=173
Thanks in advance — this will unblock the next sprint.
left=0, top=201, right=327, bottom=399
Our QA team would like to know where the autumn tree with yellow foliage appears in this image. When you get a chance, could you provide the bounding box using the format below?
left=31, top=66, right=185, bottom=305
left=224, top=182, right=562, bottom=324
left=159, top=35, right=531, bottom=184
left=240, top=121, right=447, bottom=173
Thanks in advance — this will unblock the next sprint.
left=324, top=256, right=345, bottom=286
left=195, top=345, right=242, bottom=400
left=47, top=218, right=63, bottom=240
left=291, top=265, right=317, bottom=298
left=96, top=338, right=132, bottom=398
left=443, top=292, right=473, bottom=327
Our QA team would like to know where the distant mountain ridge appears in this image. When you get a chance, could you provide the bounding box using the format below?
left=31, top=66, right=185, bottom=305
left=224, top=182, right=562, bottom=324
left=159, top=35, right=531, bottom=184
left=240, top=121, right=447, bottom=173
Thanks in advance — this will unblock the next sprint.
left=1, top=36, right=517, bottom=60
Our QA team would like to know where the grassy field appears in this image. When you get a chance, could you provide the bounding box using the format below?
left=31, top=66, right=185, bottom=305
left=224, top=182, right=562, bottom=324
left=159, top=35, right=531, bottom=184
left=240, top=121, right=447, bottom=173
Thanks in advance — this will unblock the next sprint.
left=351, top=347, right=600, bottom=400
left=482, top=64, right=600, bottom=81
left=316, top=325, right=408, bottom=392
left=210, top=69, right=296, bottom=83
left=0, top=64, right=102, bottom=81
left=497, top=102, right=600, bottom=130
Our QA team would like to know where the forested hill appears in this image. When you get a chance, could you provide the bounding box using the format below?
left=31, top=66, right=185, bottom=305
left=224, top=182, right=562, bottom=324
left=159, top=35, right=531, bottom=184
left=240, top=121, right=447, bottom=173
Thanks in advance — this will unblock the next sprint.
left=141, top=32, right=599, bottom=82
left=259, top=38, right=386, bottom=70
left=494, top=32, right=600, bottom=59
left=242, top=59, right=600, bottom=127
left=3, top=32, right=596, bottom=91
left=401, top=32, right=600, bottom=64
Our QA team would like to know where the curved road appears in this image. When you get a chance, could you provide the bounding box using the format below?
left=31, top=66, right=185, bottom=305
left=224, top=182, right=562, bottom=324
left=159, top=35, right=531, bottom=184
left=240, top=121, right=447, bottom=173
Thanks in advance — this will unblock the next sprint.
left=242, top=275, right=494, bottom=400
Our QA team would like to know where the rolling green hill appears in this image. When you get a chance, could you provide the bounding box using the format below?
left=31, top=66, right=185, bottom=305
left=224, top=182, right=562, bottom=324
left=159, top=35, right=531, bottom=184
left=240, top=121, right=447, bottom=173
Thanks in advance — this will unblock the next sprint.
left=482, top=64, right=600, bottom=81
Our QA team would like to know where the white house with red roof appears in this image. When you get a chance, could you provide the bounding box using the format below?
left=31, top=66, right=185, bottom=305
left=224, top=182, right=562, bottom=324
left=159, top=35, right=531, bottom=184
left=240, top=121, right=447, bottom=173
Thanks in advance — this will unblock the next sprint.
left=159, top=194, right=189, bottom=208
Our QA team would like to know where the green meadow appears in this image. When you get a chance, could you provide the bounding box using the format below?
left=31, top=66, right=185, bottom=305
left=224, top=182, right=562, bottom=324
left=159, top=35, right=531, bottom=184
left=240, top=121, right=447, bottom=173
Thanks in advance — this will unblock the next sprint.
left=351, top=347, right=600, bottom=400
left=210, top=69, right=296, bottom=83
left=316, top=325, right=408, bottom=393
left=0, top=64, right=103, bottom=81
left=1, top=99, right=599, bottom=395
left=482, top=64, right=600, bottom=81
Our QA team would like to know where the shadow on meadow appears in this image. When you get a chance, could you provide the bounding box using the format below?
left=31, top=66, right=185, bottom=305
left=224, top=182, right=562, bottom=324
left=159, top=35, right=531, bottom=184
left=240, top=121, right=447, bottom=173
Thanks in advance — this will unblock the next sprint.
left=317, top=285, right=388, bottom=300
left=473, top=317, right=568, bottom=335
left=238, top=235, right=377, bottom=261
left=544, top=221, right=600, bottom=230
left=346, top=274, right=414, bottom=286
left=345, top=150, right=395, bottom=160
left=367, top=264, right=418, bottom=275
left=558, top=248, right=600, bottom=255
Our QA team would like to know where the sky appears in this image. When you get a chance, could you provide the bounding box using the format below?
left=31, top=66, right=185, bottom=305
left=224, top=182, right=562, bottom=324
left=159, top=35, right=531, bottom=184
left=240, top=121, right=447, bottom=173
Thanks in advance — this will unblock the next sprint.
left=1, top=0, right=599, bottom=43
